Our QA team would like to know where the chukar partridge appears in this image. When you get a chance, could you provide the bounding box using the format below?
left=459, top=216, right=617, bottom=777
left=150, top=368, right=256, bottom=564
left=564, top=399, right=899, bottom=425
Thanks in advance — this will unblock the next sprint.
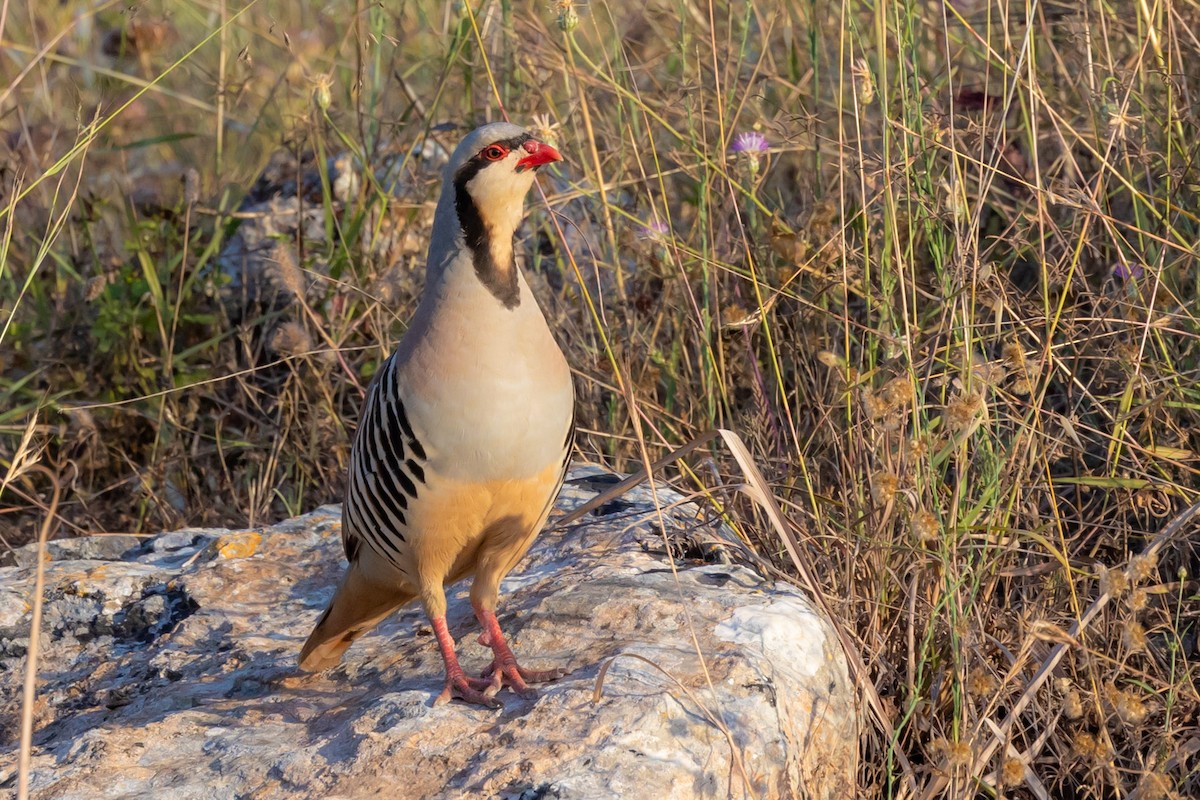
left=299, top=122, right=573, bottom=707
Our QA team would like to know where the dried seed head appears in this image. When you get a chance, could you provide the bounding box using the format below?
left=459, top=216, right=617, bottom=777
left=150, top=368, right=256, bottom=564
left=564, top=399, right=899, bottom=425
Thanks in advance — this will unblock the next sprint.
left=1129, top=587, right=1148, bottom=613
left=722, top=304, right=750, bottom=327
left=970, top=353, right=1007, bottom=386
left=945, top=740, right=971, bottom=770
left=862, top=389, right=886, bottom=421
left=870, top=470, right=899, bottom=505
left=1002, top=341, right=1026, bottom=369
left=1001, top=756, right=1025, bottom=786
left=1134, top=772, right=1174, bottom=800
left=908, top=436, right=928, bottom=459
left=1097, top=563, right=1128, bottom=598
left=85, top=275, right=108, bottom=302
left=1063, top=687, right=1084, bottom=720
left=912, top=509, right=939, bottom=545
left=1113, top=686, right=1149, bottom=724
left=1106, top=108, right=1141, bottom=142
left=1072, top=731, right=1102, bottom=761
left=269, top=321, right=312, bottom=357
left=946, top=390, right=986, bottom=432
left=881, top=376, right=915, bottom=410
left=1127, top=551, right=1158, bottom=584
left=967, top=669, right=998, bottom=698
left=182, top=167, right=200, bottom=205
left=929, top=736, right=949, bottom=760
left=268, top=245, right=307, bottom=302
left=929, top=736, right=970, bottom=769
left=1121, top=620, right=1147, bottom=653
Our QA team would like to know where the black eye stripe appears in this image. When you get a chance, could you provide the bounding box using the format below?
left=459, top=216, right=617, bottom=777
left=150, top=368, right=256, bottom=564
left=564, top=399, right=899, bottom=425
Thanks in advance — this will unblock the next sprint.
left=473, top=134, right=532, bottom=164
left=452, top=133, right=535, bottom=186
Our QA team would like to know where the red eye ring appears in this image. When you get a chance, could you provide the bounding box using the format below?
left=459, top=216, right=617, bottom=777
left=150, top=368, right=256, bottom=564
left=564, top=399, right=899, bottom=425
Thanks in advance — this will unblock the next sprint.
left=483, top=145, right=507, bottom=161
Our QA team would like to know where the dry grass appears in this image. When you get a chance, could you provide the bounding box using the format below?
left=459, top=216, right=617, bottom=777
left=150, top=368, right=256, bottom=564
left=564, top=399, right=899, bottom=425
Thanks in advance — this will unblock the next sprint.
left=3, top=0, right=1199, bottom=796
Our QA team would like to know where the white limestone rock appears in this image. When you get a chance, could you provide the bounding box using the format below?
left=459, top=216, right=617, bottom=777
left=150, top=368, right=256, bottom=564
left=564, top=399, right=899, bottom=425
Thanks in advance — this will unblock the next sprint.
left=0, top=466, right=857, bottom=799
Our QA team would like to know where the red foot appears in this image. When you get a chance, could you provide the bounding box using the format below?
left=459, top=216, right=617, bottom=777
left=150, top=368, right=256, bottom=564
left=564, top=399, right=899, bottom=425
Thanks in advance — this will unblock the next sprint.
left=435, top=669, right=501, bottom=708
left=474, top=606, right=568, bottom=696
left=481, top=659, right=568, bottom=694
left=430, top=615, right=501, bottom=709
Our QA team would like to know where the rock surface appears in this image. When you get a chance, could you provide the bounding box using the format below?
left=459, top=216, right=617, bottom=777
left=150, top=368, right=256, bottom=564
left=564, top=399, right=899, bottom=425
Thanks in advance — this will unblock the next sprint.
left=0, top=466, right=857, bottom=799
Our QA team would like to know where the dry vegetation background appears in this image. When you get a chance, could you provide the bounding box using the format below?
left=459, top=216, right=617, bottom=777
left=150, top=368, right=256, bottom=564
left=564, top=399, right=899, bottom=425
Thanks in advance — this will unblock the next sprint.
left=2, top=0, right=1199, bottom=797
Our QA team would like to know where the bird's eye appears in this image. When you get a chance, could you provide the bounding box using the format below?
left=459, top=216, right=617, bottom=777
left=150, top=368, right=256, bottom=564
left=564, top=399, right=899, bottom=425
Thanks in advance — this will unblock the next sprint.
left=483, top=145, right=507, bottom=161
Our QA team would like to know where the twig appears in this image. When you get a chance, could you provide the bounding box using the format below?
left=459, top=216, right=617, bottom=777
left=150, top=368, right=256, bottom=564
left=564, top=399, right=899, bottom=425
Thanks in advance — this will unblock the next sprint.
left=551, top=429, right=722, bottom=529
left=16, top=465, right=64, bottom=800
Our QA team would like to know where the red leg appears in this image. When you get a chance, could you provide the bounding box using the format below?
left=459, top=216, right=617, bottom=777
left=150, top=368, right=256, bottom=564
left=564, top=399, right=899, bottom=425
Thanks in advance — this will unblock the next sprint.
left=430, top=615, right=501, bottom=708
left=474, top=605, right=567, bottom=695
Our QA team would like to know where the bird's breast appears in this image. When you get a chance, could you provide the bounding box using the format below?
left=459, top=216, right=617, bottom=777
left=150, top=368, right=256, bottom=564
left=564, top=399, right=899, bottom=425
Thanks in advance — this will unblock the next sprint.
left=395, top=274, right=573, bottom=483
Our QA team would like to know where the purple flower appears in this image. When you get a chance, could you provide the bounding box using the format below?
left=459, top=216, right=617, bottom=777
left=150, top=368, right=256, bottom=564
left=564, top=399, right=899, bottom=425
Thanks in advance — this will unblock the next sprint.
left=1112, top=263, right=1144, bottom=281
left=730, top=131, right=770, bottom=154
left=639, top=219, right=669, bottom=240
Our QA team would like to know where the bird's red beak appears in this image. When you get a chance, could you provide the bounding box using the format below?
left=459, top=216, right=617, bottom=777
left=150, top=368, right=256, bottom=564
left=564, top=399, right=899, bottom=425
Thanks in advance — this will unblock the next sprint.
left=516, top=139, right=563, bottom=170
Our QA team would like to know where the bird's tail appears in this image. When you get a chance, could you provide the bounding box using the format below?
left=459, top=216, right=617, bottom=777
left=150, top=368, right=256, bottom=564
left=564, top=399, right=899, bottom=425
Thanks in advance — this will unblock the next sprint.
left=298, top=564, right=415, bottom=672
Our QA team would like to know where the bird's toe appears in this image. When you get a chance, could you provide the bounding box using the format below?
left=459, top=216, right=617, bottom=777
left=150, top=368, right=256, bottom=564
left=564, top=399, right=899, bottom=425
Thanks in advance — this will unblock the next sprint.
left=436, top=671, right=503, bottom=708
left=480, top=658, right=567, bottom=694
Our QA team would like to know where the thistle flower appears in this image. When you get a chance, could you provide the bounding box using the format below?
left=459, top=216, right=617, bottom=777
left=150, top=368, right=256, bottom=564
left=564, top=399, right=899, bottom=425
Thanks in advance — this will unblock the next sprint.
left=1112, top=262, right=1144, bottom=281
left=731, top=131, right=769, bottom=177
left=638, top=219, right=669, bottom=241
left=730, top=131, right=769, bottom=154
